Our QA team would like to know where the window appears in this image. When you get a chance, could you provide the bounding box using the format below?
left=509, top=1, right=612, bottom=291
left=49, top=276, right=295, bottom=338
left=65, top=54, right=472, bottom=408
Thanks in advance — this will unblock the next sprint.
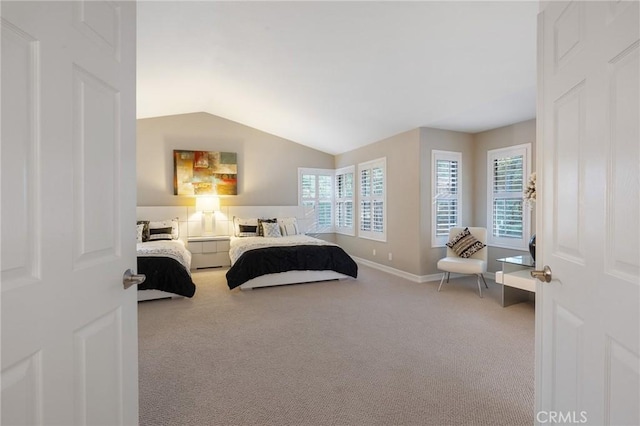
left=487, top=144, right=531, bottom=249
left=299, top=168, right=333, bottom=233
left=335, top=166, right=355, bottom=236
left=432, top=150, right=462, bottom=247
left=358, top=158, right=386, bottom=241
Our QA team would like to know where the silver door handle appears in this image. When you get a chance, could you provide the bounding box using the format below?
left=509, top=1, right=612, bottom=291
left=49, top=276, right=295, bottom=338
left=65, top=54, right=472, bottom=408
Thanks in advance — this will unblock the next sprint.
left=123, top=268, right=146, bottom=289
left=531, top=265, right=552, bottom=283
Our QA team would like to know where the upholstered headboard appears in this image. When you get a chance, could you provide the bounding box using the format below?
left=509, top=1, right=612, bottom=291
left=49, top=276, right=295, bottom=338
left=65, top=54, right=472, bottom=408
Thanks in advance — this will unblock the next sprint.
left=136, top=205, right=314, bottom=240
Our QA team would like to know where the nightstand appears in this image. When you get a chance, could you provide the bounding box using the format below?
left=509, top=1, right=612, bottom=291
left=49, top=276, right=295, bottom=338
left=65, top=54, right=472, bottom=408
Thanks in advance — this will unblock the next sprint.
left=188, top=236, right=231, bottom=269
left=495, top=255, right=536, bottom=307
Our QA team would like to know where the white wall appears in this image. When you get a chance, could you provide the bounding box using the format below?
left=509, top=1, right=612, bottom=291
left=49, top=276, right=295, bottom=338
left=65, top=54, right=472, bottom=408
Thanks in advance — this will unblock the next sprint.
left=137, top=112, right=334, bottom=207
left=472, top=119, right=536, bottom=272
left=334, top=128, right=422, bottom=275
left=419, top=128, right=475, bottom=276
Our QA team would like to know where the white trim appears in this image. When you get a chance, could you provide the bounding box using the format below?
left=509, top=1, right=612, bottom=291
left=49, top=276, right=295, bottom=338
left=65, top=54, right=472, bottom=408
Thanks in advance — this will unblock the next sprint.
left=353, top=256, right=496, bottom=283
left=352, top=256, right=422, bottom=282
left=431, top=150, right=462, bottom=247
left=534, top=10, right=545, bottom=419
left=486, top=143, right=532, bottom=250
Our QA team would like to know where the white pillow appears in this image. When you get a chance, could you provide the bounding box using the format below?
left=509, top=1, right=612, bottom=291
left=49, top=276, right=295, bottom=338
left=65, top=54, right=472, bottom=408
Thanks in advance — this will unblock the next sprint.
left=277, top=217, right=299, bottom=236
left=233, top=217, right=259, bottom=237
left=262, top=221, right=282, bottom=238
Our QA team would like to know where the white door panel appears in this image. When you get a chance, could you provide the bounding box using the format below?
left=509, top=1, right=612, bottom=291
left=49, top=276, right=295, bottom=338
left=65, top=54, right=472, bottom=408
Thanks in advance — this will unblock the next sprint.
left=537, top=1, right=639, bottom=424
left=1, top=2, right=138, bottom=425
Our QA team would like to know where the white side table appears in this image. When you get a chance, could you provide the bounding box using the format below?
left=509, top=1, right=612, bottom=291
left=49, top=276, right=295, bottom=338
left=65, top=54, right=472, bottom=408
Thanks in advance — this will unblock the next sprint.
left=188, top=236, right=231, bottom=269
left=495, top=255, right=536, bottom=307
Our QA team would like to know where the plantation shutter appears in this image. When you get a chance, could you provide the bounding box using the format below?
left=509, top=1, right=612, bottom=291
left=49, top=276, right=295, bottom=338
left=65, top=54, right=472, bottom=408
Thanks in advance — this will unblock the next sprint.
left=299, top=169, right=334, bottom=232
left=358, top=158, right=386, bottom=241
left=318, top=175, right=332, bottom=228
left=435, top=157, right=459, bottom=236
left=432, top=151, right=462, bottom=246
left=486, top=143, right=531, bottom=250
left=492, top=155, right=524, bottom=239
left=360, top=167, right=371, bottom=231
left=335, top=167, right=354, bottom=234
left=372, top=167, right=384, bottom=232
left=301, top=174, right=316, bottom=209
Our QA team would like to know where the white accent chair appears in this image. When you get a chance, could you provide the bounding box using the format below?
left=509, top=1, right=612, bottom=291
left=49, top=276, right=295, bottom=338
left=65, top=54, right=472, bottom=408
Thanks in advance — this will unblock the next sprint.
left=437, top=227, right=489, bottom=297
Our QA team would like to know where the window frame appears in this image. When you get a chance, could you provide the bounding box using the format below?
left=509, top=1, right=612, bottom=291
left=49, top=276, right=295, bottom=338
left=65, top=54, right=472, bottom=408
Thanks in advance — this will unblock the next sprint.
left=298, top=168, right=334, bottom=233
left=486, top=143, right=532, bottom=250
left=335, top=165, right=355, bottom=236
left=358, top=158, right=387, bottom=242
left=431, top=150, right=462, bottom=247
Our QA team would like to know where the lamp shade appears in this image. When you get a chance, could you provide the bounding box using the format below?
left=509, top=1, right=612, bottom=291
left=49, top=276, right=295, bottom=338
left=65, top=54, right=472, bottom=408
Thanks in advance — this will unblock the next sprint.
left=195, top=196, right=220, bottom=213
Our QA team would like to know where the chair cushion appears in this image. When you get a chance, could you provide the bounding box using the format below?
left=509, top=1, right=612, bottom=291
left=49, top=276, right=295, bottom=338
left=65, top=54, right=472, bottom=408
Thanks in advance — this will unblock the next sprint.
left=437, top=257, right=487, bottom=274
left=446, top=227, right=486, bottom=258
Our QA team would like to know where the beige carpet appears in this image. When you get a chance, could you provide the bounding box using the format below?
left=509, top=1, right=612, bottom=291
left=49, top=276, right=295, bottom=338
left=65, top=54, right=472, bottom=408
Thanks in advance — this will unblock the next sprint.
left=138, top=264, right=535, bottom=426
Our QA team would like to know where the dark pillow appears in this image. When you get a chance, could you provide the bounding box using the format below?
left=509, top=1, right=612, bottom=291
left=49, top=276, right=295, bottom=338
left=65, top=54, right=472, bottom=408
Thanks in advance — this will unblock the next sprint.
left=238, top=224, right=258, bottom=237
left=137, top=220, right=150, bottom=242
left=446, top=228, right=486, bottom=258
left=148, top=226, right=173, bottom=241
left=148, top=219, right=179, bottom=240
left=257, top=218, right=277, bottom=237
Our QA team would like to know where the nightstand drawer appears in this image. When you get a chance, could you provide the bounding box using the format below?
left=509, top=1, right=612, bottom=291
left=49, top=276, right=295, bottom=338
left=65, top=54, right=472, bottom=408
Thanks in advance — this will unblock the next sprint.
left=202, top=241, right=218, bottom=253
left=189, top=242, right=203, bottom=254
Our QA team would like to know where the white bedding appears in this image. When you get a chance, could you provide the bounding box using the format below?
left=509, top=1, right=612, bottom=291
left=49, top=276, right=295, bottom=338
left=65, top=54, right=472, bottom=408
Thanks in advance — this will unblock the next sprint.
left=136, top=239, right=192, bottom=274
left=229, top=234, right=336, bottom=265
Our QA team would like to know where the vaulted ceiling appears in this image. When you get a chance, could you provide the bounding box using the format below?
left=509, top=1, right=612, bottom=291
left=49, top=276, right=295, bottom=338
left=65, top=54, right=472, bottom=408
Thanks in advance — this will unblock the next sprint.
left=137, top=1, right=538, bottom=155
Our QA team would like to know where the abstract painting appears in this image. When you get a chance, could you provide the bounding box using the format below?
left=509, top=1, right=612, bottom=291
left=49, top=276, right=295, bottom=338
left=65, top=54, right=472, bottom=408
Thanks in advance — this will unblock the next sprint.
left=173, top=150, right=238, bottom=195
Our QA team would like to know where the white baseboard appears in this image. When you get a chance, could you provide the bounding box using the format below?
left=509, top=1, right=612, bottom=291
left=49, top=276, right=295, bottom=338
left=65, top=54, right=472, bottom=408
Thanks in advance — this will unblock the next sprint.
left=352, top=256, right=495, bottom=283
left=352, top=257, right=423, bottom=282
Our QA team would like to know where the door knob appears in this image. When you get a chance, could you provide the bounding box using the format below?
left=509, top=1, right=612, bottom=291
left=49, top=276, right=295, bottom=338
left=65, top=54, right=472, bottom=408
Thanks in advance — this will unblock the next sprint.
left=123, top=268, right=146, bottom=289
left=531, top=265, right=552, bottom=283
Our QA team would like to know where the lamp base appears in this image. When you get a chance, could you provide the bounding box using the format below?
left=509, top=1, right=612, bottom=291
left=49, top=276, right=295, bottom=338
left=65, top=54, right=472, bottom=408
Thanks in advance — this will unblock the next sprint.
left=201, top=212, right=216, bottom=236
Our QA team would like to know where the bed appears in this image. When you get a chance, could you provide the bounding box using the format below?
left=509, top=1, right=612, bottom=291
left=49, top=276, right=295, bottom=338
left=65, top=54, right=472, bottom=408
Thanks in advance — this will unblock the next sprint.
left=136, top=212, right=196, bottom=301
left=226, top=232, right=358, bottom=290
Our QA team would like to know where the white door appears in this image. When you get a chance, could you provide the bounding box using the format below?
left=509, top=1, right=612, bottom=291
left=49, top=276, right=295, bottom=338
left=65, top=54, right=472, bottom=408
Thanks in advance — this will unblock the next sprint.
left=1, top=2, right=138, bottom=425
left=536, top=1, right=639, bottom=425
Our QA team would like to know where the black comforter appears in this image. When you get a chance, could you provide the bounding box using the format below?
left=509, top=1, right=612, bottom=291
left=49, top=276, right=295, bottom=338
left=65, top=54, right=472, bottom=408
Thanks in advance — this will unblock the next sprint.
left=137, top=256, right=196, bottom=297
left=226, top=244, right=358, bottom=289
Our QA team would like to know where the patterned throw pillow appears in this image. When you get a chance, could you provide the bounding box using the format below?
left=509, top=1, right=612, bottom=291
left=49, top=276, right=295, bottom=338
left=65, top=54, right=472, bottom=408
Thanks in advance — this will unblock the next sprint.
left=261, top=221, right=282, bottom=238
left=137, top=220, right=150, bottom=242
left=257, top=218, right=277, bottom=237
left=446, top=228, right=486, bottom=258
